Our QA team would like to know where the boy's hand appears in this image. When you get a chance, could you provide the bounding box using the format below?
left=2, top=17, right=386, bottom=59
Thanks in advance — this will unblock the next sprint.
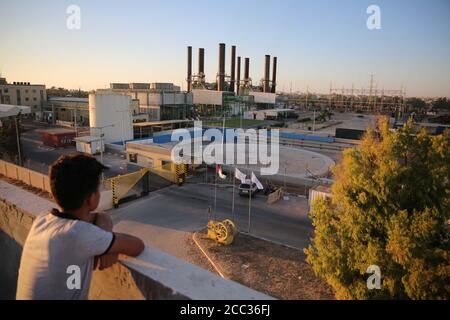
left=94, top=212, right=113, bottom=232
left=95, top=253, right=119, bottom=270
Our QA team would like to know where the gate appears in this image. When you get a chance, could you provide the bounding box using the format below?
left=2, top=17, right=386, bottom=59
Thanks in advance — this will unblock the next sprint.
left=109, top=168, right=150, bottom=207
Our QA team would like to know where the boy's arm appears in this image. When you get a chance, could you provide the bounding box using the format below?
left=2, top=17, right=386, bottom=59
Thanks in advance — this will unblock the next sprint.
left=94, top=212, right=113, bottom=232
left=94, top=212, right=145, bottom=257
left=107, top=233, right=145, bottom=257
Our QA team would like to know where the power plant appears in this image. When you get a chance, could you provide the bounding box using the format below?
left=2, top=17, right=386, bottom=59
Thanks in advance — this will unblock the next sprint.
left=185, top=43, right=282, bottom=116
left=186, top=43, right=278, bottom=95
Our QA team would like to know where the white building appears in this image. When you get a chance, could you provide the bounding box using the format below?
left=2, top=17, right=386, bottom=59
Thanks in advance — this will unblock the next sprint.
left=89, top=92, right=133, bottom=144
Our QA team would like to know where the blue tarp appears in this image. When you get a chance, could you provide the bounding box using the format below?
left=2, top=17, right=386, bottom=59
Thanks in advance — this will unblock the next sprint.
left=151, top=128, right=335, bottom=144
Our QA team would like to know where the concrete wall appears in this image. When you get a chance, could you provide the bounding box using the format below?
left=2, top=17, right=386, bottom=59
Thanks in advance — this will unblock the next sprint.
left=0, top=160, right=51, bottom=193
left=0, top=198, right=35, bottom=299
left=0, top=181, right=272, bottom=300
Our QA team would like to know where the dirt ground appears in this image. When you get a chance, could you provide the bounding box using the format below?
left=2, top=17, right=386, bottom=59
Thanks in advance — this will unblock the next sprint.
left=191, top=230, right=335, bottom=300
left=0, top=174, right=53, bottom=200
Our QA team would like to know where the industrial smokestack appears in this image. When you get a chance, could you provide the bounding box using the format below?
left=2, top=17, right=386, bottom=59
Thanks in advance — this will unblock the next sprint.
left=218, top=43, right=226, bottom=91
left=271, top=56, right=277, bottom=93
left=198, top=48, right=205, bottom=76
left=244, top=58, right=250, bottom=82
left=229, top=45, right=236, bottom=93
left=236, top=56, right=241, bottom=96
left=187, top=46, right=192, bottom=92
left=264, top=55, right=271, bottom=93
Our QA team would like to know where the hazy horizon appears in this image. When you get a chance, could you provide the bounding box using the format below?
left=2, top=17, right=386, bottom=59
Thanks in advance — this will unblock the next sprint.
left=1, top=0, right=449, bottom=97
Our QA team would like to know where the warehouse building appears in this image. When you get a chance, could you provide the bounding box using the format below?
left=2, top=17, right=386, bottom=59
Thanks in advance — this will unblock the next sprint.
left=47, top=97, right=89, bottom=126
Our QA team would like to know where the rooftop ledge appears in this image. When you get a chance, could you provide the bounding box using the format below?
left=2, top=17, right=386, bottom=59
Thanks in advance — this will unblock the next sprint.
left=0, top=180, right=272, bottom=300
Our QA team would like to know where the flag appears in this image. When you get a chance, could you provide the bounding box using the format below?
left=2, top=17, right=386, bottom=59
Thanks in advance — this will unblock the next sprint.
left=216, top=164, right=227, bottom=179
left=234, top=168, right=247, bottom=183
left=251, top=172, right=264, bottom=190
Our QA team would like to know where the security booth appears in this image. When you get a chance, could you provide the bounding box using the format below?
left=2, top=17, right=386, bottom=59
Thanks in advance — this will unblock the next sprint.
left=75, top=136, right=104, bottom=155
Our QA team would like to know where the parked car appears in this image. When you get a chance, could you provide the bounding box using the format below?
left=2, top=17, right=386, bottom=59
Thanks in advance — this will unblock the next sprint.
left=238, top=179, right=258, bottom=197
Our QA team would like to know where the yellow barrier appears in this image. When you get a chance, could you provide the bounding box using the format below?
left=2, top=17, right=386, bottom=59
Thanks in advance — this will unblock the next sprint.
left=108, top=168, right=149, bottom=206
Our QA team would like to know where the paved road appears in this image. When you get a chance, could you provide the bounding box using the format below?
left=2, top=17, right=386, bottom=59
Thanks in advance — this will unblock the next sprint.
left=20, top=133, right=132, bottom=178
left=110, top=183, right=313, bottom=262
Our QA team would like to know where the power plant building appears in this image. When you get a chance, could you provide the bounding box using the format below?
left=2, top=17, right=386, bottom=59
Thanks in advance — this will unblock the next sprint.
left=103, top=82, right=193, bottom=121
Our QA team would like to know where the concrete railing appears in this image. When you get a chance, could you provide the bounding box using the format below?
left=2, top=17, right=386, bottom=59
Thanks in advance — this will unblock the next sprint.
left=0, top=160, right=113, bottom=211
left=0, top=160, right=51, bottom=193
left=0, top=180, right=272, bottom=300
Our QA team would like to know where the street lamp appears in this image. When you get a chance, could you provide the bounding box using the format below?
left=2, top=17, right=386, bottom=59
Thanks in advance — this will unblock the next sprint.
left=116, top=109, right=131, bottom=148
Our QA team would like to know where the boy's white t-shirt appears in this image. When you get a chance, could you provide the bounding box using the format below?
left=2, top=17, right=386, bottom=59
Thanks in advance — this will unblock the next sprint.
left=16, top=211, right=114, bottom=300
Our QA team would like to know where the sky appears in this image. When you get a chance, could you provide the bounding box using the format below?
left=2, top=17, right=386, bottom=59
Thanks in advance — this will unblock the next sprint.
left=0, top=0, right=449, bottom=97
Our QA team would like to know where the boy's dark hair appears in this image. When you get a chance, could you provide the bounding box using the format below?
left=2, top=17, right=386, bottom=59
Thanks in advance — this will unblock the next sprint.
left=49, top=153, right=107, bottom=211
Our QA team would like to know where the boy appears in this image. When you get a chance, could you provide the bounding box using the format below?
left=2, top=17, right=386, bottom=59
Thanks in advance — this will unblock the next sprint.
left=16, top=153, right=145, bottom=300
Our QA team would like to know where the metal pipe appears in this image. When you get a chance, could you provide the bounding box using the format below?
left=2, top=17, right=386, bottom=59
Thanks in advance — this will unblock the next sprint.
left=236, top=56, right=241, bottom=95
left=198, top=48, right=205, bottom=75
left=187, top=46, right=192, bottom=92
left=271, top=56, right=277, bottom=93
left=218, top=43, right=226, bottom=91
left=264, top=55, right=270, bottom=92
left=229, top=45, right=236, bottom=93
left=244, top=58, right=250, bottom=82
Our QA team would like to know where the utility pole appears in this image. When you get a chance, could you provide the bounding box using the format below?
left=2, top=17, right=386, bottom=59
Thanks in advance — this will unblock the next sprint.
left=312, top=109, right=316, bottom=133
left=71, top=109, right=78, bottom=137
left=14, top=114, right=23, bottom=166
left=350, top=83, right=354, bottom=112
left=369, top=74, right=375, bottom=112
left=91, top=124, right=114, bottom=166
left=305, top=85, right=309, bottom=110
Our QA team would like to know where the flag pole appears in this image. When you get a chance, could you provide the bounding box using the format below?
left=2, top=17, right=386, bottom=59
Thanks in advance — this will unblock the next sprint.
left=248, top=187, right=252, bottom=234
left=232, top=167, right=236, bottom=222
left=214, top=165, right=217, bottom=219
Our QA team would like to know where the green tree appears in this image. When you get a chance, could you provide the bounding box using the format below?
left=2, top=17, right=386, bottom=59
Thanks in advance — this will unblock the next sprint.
left=305, top=118, right=450, bottom=299
left=432, top=98, right=450, bottom=111
left=0, top=117, right=21, bottom=163
left=407, top=97, right=427, bottom=110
